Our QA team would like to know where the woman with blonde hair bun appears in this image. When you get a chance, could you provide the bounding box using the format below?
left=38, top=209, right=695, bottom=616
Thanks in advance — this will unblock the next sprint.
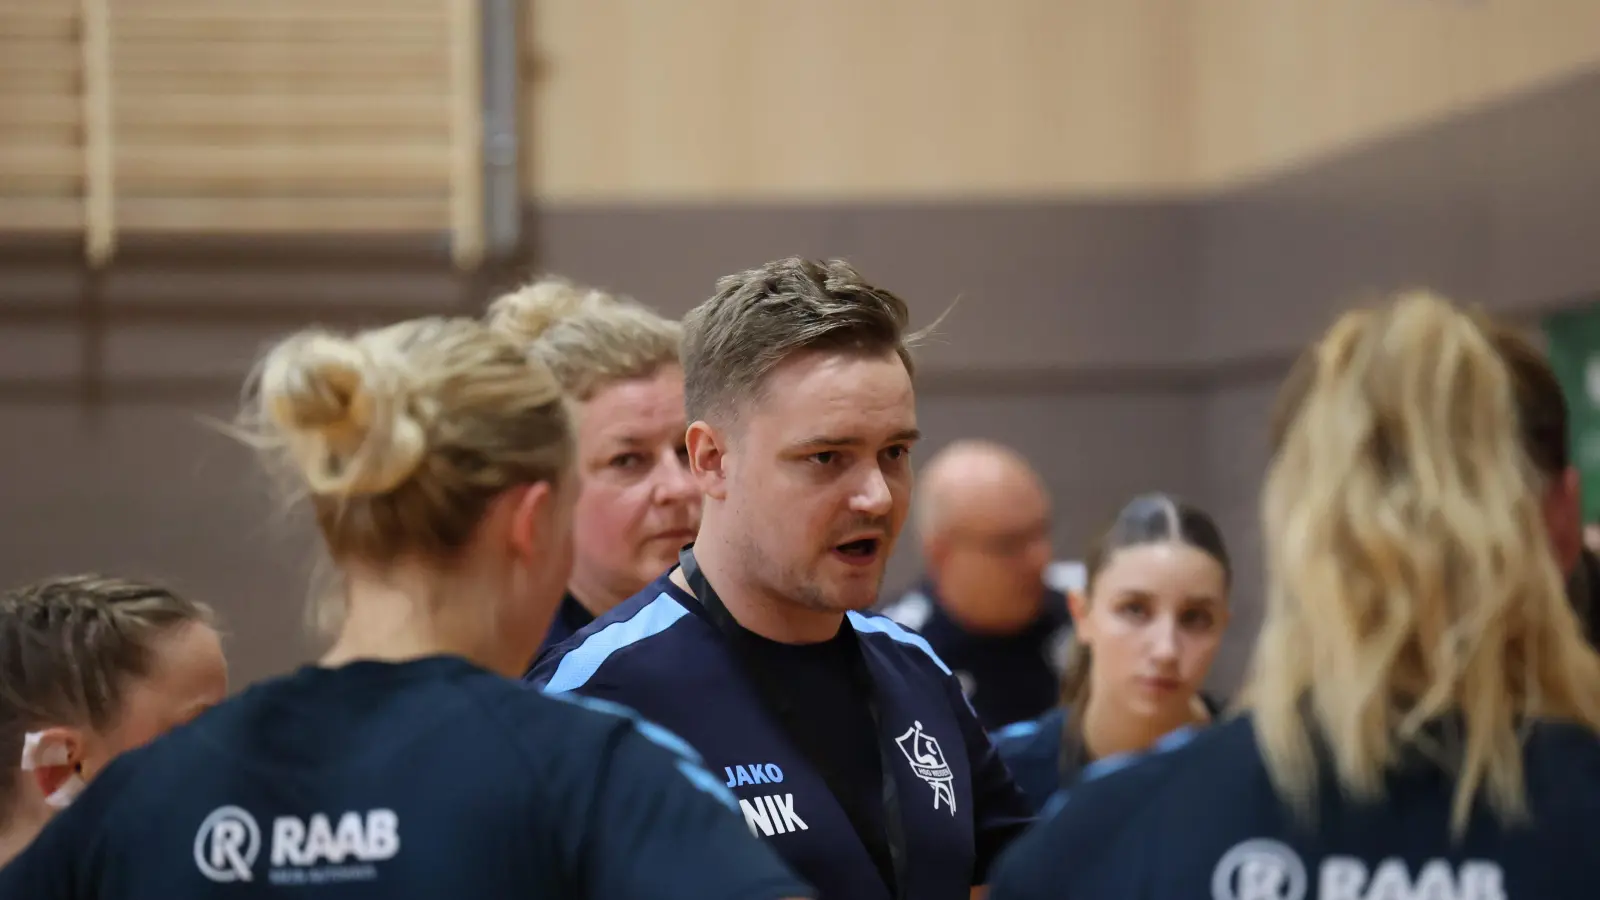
left=488, top=276, right=699, bottom=662
left=0, top=317, right=813, bottom=900
left=990, top=291, right=1600, bottom=900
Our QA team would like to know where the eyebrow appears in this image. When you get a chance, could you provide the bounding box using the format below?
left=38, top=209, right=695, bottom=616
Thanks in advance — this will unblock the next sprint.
left=1114, top=588, right=1224, bottom=606
left=790, top=429, right=922, bottom=451
left=600, top=430, right=687, bottom=449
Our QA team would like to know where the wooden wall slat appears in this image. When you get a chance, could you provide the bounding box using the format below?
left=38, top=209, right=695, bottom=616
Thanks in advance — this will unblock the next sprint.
left=0, top=0, right=480, bottom=260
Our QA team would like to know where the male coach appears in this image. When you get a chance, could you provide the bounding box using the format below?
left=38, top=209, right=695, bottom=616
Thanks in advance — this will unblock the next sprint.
left=530, top=257, right=1032, bottom=900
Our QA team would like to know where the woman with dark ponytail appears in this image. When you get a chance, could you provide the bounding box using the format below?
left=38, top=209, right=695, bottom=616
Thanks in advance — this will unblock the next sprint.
left=990, top=492, right=1231, bottom=812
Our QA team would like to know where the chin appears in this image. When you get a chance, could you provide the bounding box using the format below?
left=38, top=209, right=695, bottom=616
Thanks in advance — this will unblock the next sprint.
left=821, top=584, right=884, bottom=614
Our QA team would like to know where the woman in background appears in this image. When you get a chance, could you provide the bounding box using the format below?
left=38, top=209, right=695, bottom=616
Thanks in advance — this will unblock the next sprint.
left=487, top=277, right=699, bottom=661
left=0, top=575, right=226, bottom=866
left=0, top=316, right=811, bottom=900
left=990, top=291, right=1600, bottom=899
left=990, top=492, right=1230, bottom=812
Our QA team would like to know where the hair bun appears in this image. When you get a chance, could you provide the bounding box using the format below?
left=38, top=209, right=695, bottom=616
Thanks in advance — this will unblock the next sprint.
left=257, top=332, right=426, bottom=499
left=486, top=277, right=611, bottom=345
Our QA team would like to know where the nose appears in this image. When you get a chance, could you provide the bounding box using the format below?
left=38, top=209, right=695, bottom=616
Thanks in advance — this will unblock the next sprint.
left=1148, top=617, right=1180, bottom=666
left=850, top=466, right=894, bottom=518
left=652, top=451, right=699, bottom=505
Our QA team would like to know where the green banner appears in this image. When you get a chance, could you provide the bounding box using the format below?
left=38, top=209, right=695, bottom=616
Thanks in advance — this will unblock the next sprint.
left=1543, top=304, right=1600, bottom=524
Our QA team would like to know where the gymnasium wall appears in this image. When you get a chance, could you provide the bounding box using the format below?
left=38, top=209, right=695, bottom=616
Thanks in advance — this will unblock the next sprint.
left=2, top=1, right=1600, bottom=695
left=526, top=0, right=1600, bottom=198
left=524, top=0, right=1600, bottom=693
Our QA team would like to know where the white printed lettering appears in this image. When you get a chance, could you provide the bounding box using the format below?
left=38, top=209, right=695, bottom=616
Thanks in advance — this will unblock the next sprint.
left=1314, top=855, right=1508, bottom=900
left=1318, top=857, right=1368, bottom=900
left=270, top=817, right=306, bottom=867
left=771, top=793, right=808, bottom=832
left=365, top=809, right=400, bottom=859
left=739, top=793, right=807, bottom=838
left=740, top=796, right=774, bottom=837
left=270, top=810, right=402, bottom=870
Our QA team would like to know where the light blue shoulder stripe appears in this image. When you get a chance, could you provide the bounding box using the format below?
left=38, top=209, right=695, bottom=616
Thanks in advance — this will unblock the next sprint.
left=674, top=761, right=740, bottom=813
left=550, top=693, right=704, bottom=764
left=992, top=719, right=1043, bottom=743
left=846, top=610, right=953, bottom=675
left=547, top=692, right=736, bottom=812
left=1076, top=724, right=1201, bottom=785
left=542, top=593, right=689, bottom=694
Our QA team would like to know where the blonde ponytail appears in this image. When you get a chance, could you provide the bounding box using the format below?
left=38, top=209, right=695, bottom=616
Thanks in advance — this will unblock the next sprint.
left=1250, top=290, right=1600, bottom=836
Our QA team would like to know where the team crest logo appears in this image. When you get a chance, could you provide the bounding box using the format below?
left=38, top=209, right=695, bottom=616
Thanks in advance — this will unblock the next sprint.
left=894, top=720, right=956, bottom=815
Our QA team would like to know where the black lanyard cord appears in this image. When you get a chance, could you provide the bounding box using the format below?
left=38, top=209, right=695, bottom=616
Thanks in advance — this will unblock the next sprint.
left=679, top=545, right=910, bottom=900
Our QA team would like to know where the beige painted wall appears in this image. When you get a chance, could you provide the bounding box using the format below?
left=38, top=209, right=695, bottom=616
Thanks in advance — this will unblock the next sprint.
left=1193, top=0, right=1600, bottom=186
left=524, top=0, right=1600, bottom=200
left=525, top=0, right=1192, bottom=201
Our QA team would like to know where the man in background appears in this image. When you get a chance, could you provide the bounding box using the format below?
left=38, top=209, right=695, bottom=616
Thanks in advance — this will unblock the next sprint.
left=880, top=440, right=1070, bottom=730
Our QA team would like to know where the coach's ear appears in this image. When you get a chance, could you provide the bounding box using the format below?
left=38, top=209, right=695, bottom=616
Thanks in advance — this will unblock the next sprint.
left=686, top=421, right=728, bottom=501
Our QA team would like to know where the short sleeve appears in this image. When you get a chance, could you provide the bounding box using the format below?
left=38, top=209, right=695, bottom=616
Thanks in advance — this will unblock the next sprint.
left=950, top=679, right=1035, bottom=883
left=568, top=717, right=814, bottom=900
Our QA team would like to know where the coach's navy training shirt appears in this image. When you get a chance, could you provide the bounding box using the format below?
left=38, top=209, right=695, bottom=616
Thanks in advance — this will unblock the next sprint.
left=0, top=655, right=812, bottom=899
left=879, top=582, right=1072, bottom=730
left=529, top=573, right=1035, bottom=900
left=989, top=714, right=1600, bottom=900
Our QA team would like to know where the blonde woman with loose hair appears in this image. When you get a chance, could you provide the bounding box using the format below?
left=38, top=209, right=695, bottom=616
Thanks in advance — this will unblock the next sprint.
left=0, top=317, right=814, bottom=900
left=488, top=276, right=698, bottom=661
left=990, top=291, right=1600, bottom=900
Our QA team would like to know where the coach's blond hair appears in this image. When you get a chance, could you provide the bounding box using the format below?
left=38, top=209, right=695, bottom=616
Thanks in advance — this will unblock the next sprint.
left=486, top=276, right=680, bottom=403
left=240, top=317, right=572, bottom=629
left=1249, top=290, right=1600, bottom=837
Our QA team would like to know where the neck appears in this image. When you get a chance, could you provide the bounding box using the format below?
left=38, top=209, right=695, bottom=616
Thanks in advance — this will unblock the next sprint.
left=322, top=564, right=510, bottom=676
left=1081, top=691, right=1199, bottom=762
left=0, top=802, right=48, bottom=869
left=566, top=566, right=627, bottom=618
left=677, top=531, right=844, bottom=644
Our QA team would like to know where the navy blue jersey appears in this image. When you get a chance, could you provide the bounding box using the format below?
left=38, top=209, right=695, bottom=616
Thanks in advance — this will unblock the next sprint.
left=989, top=714, right=1600, bottom=900
left=0, top=655, right=812, bottom=900
left=879, top=583, right=1072, bottom=730
left=529, top=574, right=1035, bottom=900
left=526, top=591, right=595, bottom=675
left=990, top=707, right=1203, bottom=814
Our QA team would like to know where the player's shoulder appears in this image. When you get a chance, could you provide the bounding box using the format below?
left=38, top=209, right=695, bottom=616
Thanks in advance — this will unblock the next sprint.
left=1522, top=718, right=1600, bottom=824
left=847, top=608, right=958, bottom=681
left=1011, top=716, right=1259, bottom=879
left=991, top=707, right=1066, bottom=755
left=527, top=576, right=707, bottom=693
left=990, top=708, right=1068, bottom=813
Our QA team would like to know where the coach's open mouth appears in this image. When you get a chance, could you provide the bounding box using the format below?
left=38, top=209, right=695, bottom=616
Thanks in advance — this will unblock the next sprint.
left=833, top=538, right=880, bottom=561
